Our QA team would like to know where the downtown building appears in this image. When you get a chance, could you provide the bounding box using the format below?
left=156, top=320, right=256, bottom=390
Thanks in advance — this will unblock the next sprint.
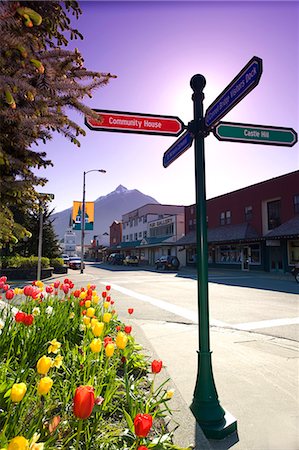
left=176, top=170, right=299, bottom=273
left=108, top=204, right=185, bottom=265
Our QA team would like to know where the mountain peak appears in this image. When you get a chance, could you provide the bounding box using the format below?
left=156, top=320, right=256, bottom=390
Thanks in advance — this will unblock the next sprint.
left=114, top=185, right=128, bottom=194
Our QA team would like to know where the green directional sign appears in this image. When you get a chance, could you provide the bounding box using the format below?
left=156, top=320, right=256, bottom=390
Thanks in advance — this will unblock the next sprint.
left=213, top=122, right=297, bottom=147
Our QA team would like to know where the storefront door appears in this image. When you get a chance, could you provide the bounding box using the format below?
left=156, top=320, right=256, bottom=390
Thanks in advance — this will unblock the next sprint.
left=270, top=246, right=283, bottom=271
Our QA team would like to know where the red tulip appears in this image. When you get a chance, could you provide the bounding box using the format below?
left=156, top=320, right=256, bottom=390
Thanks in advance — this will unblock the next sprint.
left=134, top=413, right=153, bottom=437
left=3, top=284, right=10, bottom=291
left=106, top=296, right=111, bottom=302
left=151, top=360, right=163, bottom=374
left=106, top=285, right=111, bottom=291
left=0, top=276, right=7, bottom=283
left=90, top=284, right=96, bottom=290
left=0, top=281, right=4, bottom=289
left=5, top=289, right=14, bottom=300
left=103, top=336, right=112, bottom=347
left=128, top=308, right=134, bottom=315
left=24, top=285, right=33, bottom=297
left=15, top=311, right=26, bottom=323
left=46, top=286, right=54, bottom=294
left=73, top=385, right=95, bottom=419
left=116, top=325, right=121, bottom=331
left=102, top=291, right=107, bottom=298
left=62, top=284, right=69, bottom=294
left=138, top=447, right=149, bottom=450
left=74, top=290, right=81, bottom=298
left=53, top=280, right=60, bottom=289
left=124, top=325, right=132, bottom=334
left=23, top=314, right=34, bottom=326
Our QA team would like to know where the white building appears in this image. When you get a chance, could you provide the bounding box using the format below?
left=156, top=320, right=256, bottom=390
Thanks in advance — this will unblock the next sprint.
left=118, top=204, right=185, bottom=264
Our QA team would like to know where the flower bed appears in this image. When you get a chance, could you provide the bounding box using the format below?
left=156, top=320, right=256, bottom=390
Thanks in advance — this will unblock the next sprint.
left=0, top=276, right=189, bottom=450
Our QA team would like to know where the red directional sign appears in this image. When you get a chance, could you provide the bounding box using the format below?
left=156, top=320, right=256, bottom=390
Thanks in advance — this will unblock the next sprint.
left=85, top=109, right=184, bottom=137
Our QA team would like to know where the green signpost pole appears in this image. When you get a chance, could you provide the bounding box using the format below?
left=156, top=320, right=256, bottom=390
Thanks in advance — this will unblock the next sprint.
left=189, top=74, right=237, bottom=439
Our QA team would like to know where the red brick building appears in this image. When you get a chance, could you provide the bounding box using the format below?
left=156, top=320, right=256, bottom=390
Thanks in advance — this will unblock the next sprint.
left=177, top=171, right=299, bottom=272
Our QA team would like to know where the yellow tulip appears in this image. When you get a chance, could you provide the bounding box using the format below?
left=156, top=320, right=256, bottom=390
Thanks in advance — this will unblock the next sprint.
left=83, top=316, right=90, bottom=325
left=92, top=321, right=104, bottom=337
left=37, top=376, right=53, bottom=396
left=36, top=355, right=52, bottom=375
left=90, top=338, right=102, bottom=353
left=92, top=295, right=99, bottom=304
left=52, top=355, right=63, bottom=368
left=7, top=436, right=29, bottom=450
left=48, top=339, right=61, bottom=354
left=116, top=332, right=128, bottom=350
left=105, top=342, right=115, bottom=358
left=79, top=291, right=87, bottom=300
left=86, top=307, right=95, bottom=318
left=85, top=300, right=91, bottom=308
left=103, top=301, right=110, bottom=309
left=90, top=318, right=98, bottom=326
left=10, top=383, right=27, bottom=403
left=103, top=312, right=112, bottom=323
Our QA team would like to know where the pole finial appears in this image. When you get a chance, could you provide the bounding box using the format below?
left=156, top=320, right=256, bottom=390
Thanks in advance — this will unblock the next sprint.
left=190, top=74, right=206, bottom=93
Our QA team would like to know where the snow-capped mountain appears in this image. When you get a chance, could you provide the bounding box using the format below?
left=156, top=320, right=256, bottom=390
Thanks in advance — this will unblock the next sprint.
left=51, top=185, right=159, bottom=244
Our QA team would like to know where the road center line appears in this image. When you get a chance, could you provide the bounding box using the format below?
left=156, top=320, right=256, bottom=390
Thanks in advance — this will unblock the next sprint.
left=101, top=282, right=228, bottom=327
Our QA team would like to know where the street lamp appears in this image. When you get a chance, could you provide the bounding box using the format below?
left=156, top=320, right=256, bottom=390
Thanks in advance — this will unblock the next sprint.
left=80, top=169, right=106, bottom=274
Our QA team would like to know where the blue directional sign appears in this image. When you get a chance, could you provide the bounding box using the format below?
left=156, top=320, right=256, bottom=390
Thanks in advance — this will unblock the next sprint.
left=163, top=131, right=193, bottom=168
left=205, top=56, right=263, bottom=129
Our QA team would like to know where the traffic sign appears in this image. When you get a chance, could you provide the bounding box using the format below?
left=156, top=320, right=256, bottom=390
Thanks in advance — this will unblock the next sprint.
left=205, top=56, right=263, bottom=129
left=163, top=131, right=193, bottom=168
left=85, top=109, right=185, bottom=137
left=213, top=122, right=298, bottom=147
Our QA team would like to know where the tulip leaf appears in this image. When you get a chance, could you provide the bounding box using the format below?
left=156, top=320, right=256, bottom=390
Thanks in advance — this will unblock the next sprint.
left=4, top=388, right=11, bottom=398
left=123, top=408, right=134, bottom=433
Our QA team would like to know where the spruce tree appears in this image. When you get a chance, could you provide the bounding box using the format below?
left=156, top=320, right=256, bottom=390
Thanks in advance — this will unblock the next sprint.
left=0, top=1, right=116, bottom=247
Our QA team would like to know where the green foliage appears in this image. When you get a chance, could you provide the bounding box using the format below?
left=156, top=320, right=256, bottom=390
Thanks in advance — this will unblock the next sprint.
left=50, top=257, right=64, bottom=269
left=2, top=255, right=50, bottom=269
left=0, top=1, right=116, bottom=247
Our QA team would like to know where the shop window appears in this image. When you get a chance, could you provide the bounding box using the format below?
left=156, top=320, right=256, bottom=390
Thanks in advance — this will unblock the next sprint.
left=245, top=206, right=253, bottom=222
left=267, top=200, right=281, bottom=230
left=289, top=240, right=299, bottom=265
left=294, top=195, right=299, bottom=214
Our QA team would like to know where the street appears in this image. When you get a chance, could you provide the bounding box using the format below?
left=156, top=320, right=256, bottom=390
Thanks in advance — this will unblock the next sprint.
left=71, top=263, right=299, bottom=450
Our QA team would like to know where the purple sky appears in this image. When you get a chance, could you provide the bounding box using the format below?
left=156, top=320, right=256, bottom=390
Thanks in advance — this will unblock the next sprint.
left=37, top=1, right=298, bottom=213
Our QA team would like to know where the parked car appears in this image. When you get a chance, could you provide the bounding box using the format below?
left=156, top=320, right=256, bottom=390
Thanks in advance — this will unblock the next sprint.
left=61, top=254, right=70, bottom=265
left=107, top=253, right=124, bottom=265
left=155, top=255, right=180, bottom=270
left=123, top=255, right=139, bottom=266
left=69, top=257, right=84, bottom=270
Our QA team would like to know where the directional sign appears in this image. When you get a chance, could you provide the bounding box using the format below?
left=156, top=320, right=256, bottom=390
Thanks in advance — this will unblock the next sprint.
left=205, top=56, right=263, bottom=129
left=213, top=122, right=298, bottom=147
left=85, top=109, right=184, bottom=137
left=163, top=131, right=193, bottom=168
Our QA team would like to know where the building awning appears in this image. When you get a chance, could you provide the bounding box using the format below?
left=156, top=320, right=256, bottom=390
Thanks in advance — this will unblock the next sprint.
left=136, top=236, right=172, bottom=248
left=265, top=215, right=299, bottom=239
left=176, top=223, right=260, bottom=246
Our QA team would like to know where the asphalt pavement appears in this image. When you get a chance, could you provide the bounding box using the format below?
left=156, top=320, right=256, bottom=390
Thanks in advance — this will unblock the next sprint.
left=1, top=265, right=298, bottom=450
